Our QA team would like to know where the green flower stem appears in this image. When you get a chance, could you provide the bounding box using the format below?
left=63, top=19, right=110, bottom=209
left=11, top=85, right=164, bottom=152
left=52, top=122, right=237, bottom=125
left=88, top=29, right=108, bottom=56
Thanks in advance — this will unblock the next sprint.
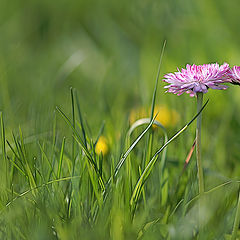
left=196, top=92, right=204, bottom=196
left=196, top=92, right=205, bottom=239
left=231, top=187, right=240, bottom=240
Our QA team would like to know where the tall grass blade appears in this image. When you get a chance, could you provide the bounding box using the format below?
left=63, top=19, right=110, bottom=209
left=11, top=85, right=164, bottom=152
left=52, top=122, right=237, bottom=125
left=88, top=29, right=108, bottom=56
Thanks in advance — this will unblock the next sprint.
left=150, top=40, right=166, bottom=120
left=94, top=121, right=105, bottom=147
left=57, top=137, right=66, bottom=179
left=70, top=87, right=76, bottom=172
left=74, top=89, right=87, bottom=148
left=6, top=155, right=26, bottom=177
left=0, top=112, right=8, bottom=187
left=11, top=133, right=25, bottom=171
left=56, top=106, right=105, bottom=191
left=38, top=141, right=57, bottom=180
left=112, top=114, right=158, bottom=181
left=17, top=128, right=37, bottom=193
left=49, top=110, right=57, bottom=181
left=67, top=88, right=77, bottom=217
left=145, top=40, right=167, bottom=206
left=6, top=140, right=20, bottom=161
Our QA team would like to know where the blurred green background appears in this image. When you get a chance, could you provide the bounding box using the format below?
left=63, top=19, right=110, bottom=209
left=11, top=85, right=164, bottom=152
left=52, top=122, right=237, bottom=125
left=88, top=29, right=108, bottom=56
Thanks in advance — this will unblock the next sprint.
left=0, top=0, right=240, bottom=175
left=1, top=1, right=240, bottom=239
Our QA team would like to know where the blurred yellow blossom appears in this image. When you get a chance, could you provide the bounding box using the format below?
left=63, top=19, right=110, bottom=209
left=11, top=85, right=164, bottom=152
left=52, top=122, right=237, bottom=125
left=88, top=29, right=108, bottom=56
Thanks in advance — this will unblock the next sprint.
left=153, top=105, right=180, bottom=128
left=129, top=107, right=147, bottom=125
left=95, top=136, right=109, bottom=156
left=129, top=105, right=180, bottom=128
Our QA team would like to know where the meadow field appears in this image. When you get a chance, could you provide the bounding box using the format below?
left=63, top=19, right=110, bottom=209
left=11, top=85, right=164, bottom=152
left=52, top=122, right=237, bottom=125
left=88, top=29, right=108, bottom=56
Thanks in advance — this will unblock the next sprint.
left=0, top=0, right=240, bottom=239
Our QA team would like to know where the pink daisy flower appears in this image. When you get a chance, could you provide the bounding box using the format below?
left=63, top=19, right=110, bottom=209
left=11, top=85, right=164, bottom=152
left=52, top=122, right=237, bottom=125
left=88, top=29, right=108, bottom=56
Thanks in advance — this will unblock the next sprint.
left=163, top=63, right=230, bottom=96
left=226, top=66, right=240, bottom=85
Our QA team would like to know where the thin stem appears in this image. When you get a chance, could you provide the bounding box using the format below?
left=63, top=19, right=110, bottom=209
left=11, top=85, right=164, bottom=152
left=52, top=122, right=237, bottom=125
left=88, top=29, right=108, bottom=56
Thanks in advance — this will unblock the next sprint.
left=231, top=186, right=240, bottom=240
left=196, top=92, right=204, bottom=196
left=196, top=92, right=205, bottom=239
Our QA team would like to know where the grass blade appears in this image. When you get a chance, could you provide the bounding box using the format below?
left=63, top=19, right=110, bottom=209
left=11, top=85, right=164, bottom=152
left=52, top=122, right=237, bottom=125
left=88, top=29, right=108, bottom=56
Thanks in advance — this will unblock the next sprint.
left=150, top=40, right=166, bottom=120
left=56, top=106, right=105, bottom=191
left=113, top=114, right=158, bottom=181
left=94, top=121, right=105, bottom=147
left=3, top=175, right=82, bottom=211
left=57, top=137, right=65, bottom=179
left=38, top=141, right=57, bottom=180
left=0, top=112, right=7, bottom=184
left=70, top=87, right=76, bottom=173
left=74, top=89, right=87, bottom=148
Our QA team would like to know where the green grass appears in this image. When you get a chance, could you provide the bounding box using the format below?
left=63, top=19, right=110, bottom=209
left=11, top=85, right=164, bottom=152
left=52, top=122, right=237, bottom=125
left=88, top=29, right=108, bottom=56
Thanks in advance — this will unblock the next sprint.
left=0, top=83, right=239, bottom=240
left=1, top=0, right=240, bottom=239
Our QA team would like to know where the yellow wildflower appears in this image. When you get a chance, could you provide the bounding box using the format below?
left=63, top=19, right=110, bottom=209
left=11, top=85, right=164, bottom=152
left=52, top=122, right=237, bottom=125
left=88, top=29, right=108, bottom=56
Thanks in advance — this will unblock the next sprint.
left=129, top=105, right=180, bottom=129
left=153, top=105, right=180, bottom=128
left=129, top=107, right=147, bottom=125
left=95, top=136, right=109, bottom=156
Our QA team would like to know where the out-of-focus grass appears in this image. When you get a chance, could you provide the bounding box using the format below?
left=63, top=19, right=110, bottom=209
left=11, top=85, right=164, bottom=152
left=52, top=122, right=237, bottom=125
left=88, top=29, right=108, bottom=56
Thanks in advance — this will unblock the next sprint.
left=0, top=0, right=240, bottom=239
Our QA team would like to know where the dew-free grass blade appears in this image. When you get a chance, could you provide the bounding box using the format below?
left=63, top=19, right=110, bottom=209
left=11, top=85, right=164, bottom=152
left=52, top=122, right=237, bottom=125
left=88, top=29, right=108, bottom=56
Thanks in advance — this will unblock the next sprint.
left=72, top=134, right=105, bottom=191
left=169, top=199, right=184, bottom=220
left=70, top=87, right=76, bottom=173
left=56, top=106, right=105, bottom=191
left=130, top=99, right=209, bottom=208
left=16, top=128, right=37, bottom=193
left=67, top=88, right=77, bottom=217
left=56, top=107, right=89, bottom=162
left=112, top=114, right=158, bottom=181
left=74, top=89, right=87, bottom=148
left=0, top=113, right=7, bottom=177
left=57, top=137, right=65, bottom=179
left=85, top=158, right=103, bottom=208
left=128, top=118, right=167, bottom=137
left=94, top=121, right=105, bottom=147
left=144, top=41, right=167, bottom=190
left=3, top=175, right=82, bottom=211
left=183, top=179, right=240, bottom=211
left=11, top=133, right=27, bottom=174
left=6, top=155, right=26, bottom=177
left=38, top=141, right=57, bottom=180
left=14, top=130, right=28, bottom=173
left=150, top=40, right=166, bottom=120
left=128, top=118, right=168, bottom=169
left=18, top=126, right=27, bottom=162
left=49, top=110, right=57, bottom=181
left=137, top=218, right=161, bottom=239
left=6, top=140, right=20, bottom=161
